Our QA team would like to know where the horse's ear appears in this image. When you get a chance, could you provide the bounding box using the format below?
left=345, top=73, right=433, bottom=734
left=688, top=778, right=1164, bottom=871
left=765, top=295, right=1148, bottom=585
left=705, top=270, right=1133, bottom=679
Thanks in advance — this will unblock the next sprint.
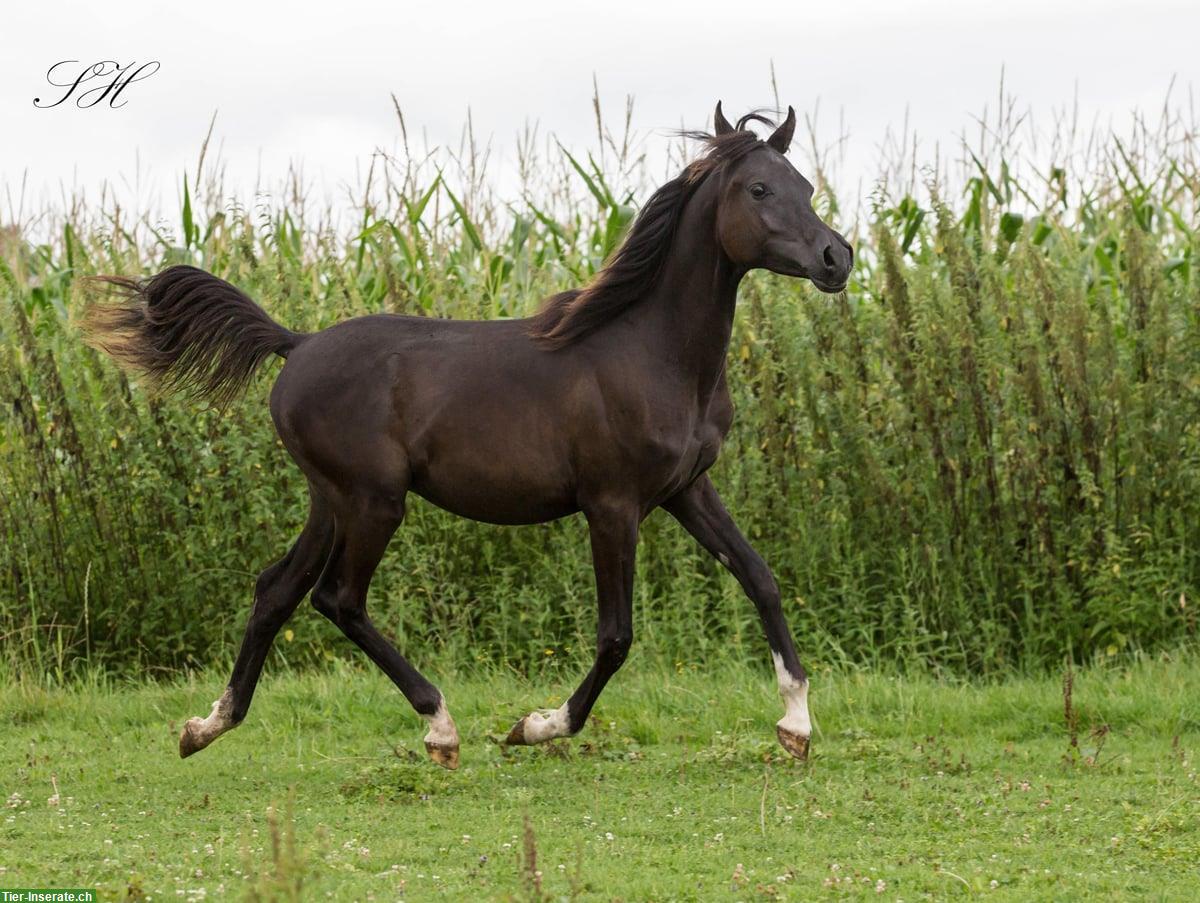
left=713, top=101, right=734, bottom=136
left=767, top=106, right=796, bottom=153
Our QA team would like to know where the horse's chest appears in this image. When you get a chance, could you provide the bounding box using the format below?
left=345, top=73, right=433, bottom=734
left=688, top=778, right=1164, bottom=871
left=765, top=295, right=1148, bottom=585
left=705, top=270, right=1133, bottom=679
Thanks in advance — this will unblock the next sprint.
left=682, top=422, right=723, bottom=473
left=584, top=383, right=733, bottom=499
left=637, top=413, right=727, bottom=492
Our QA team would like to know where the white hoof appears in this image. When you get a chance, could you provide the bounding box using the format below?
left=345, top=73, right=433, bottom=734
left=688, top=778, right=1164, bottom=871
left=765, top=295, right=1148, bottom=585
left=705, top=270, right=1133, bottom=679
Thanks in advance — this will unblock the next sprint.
left=179, top=688, right=237, bottom=758
left=772, top=653, right=812, bottom=761
left=505, top=704, right=571, bottom=745
left=422, top=699, right=460, bottom=770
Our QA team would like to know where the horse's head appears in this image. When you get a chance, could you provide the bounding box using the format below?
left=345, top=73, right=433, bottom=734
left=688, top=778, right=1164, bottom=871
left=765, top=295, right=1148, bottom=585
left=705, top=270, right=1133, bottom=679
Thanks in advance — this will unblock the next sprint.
left=711, top=102, right=853, bottom=292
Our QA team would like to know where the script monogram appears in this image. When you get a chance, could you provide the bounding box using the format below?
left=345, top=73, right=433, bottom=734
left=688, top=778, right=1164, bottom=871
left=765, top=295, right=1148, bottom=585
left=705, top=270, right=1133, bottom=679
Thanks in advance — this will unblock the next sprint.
left=34, top=60, right=161, bottom=109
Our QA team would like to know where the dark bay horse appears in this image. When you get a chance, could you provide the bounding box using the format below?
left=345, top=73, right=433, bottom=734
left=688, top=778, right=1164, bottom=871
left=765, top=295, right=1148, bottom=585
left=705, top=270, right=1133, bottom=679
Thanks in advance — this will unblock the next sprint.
left=84, top=103, right=852, bottom=769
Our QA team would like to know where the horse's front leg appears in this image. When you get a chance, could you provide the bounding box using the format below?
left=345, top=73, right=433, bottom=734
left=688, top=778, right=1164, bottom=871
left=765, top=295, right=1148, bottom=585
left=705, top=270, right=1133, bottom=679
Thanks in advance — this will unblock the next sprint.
left=663, top=474, right=812, bottom=760
left=506, top=502, right=638, bottom=745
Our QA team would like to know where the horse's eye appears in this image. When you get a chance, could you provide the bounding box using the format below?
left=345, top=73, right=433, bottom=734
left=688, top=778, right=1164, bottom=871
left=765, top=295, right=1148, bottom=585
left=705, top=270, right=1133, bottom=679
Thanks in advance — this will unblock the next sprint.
left=748, top=183, right=769, bottom=199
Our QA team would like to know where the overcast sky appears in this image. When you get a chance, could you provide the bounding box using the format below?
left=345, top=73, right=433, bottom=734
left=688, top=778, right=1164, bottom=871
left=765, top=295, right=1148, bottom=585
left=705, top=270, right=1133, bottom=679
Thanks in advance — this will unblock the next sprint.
left=2, top=0, right=1198, bottom=227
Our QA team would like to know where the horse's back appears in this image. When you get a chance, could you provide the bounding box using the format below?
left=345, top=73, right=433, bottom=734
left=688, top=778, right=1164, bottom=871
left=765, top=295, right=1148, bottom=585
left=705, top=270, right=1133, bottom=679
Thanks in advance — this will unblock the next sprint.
left=268, top=314, right=586, bottom=522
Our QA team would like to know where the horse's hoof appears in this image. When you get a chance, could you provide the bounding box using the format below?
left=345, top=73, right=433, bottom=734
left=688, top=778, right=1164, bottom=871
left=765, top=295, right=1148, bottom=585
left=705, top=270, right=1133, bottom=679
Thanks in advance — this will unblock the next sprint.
left=776, top=725, right=810, bottom=761
left=178, top=691, right=237, bottom=759
left=505, top=707, right=569, bottom=746
left=504, top=717, right=530, bottom=746
left=179, top=718, right=205, bottom=759
left=425, top=740, right=460, bottom=770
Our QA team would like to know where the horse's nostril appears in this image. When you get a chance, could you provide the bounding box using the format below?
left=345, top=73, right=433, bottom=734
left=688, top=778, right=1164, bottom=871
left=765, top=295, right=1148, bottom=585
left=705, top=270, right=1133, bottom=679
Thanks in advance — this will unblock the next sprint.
left=822, top=244, right=836, bottom=269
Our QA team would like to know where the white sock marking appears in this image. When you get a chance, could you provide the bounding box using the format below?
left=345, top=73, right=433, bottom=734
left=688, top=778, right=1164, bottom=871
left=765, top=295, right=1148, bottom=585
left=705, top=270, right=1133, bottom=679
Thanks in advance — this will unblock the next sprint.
left=188, top=687, right=236, bottom=746
left=771, top=652, right=811, bottom=737
left=520, top=703, right=572, bottom=743
left=423, top=698, right=459, bottom=749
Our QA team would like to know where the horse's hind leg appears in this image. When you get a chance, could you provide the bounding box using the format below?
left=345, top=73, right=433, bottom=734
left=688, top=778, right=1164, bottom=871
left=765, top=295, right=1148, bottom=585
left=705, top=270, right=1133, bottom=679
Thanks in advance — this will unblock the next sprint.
left=179, top=490, right=333, bottom=758
left=311, top=496, right=460, bottom=769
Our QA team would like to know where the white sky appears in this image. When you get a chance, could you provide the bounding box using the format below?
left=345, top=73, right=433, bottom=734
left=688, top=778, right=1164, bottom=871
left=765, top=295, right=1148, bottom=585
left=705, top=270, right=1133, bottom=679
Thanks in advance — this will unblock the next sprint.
left=2, top=0, right=1198, bottom=229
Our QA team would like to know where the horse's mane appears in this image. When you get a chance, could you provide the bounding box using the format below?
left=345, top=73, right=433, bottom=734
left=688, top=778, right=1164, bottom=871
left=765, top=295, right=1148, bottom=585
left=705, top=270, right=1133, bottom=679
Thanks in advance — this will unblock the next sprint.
left=527, top=116, right=772, bottom=348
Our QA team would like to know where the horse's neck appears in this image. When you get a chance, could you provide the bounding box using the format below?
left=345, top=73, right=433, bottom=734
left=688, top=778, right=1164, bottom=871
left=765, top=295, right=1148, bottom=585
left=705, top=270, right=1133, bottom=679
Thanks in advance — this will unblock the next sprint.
left=633, top=183, right=743, bottom=399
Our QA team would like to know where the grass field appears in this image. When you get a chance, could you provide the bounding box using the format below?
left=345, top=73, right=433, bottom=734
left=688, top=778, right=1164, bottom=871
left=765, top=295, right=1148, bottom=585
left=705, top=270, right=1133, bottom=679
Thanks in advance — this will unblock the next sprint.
left=2, top=655, right=1197, bottom=900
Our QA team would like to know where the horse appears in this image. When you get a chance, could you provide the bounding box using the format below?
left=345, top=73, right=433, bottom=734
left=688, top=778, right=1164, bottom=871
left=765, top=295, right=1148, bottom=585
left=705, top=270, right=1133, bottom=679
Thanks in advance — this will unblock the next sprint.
left=83, top=102, right=853, bottom=770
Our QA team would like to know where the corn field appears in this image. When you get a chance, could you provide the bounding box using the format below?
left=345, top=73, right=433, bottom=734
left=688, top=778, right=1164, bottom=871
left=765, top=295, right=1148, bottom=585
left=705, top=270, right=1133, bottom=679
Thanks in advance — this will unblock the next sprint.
left=1, top=94, right=1198, bottom=677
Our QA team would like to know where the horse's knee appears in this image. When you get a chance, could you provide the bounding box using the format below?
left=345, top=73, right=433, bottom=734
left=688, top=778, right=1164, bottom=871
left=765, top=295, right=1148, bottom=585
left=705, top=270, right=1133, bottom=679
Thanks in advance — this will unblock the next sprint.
left=312, top=578, right=367, bottom=631
left=598, top=629, right=633, bottom=669
left=310, top=578, right=339, bottom=623
left=747, top=566, right=781, bottom=611
left=332, top=598, right=372, bottom=639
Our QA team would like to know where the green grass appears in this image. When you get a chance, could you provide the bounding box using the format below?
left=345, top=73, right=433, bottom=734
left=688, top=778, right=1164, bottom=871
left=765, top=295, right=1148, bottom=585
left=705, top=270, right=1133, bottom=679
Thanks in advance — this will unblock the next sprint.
left=2, top=656, right=1198, bottom=900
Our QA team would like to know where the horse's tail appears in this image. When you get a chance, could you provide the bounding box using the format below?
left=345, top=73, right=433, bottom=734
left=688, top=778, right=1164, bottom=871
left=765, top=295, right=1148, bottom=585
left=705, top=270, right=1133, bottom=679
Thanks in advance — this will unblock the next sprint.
left=82, top=265, right=305, bottom=407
